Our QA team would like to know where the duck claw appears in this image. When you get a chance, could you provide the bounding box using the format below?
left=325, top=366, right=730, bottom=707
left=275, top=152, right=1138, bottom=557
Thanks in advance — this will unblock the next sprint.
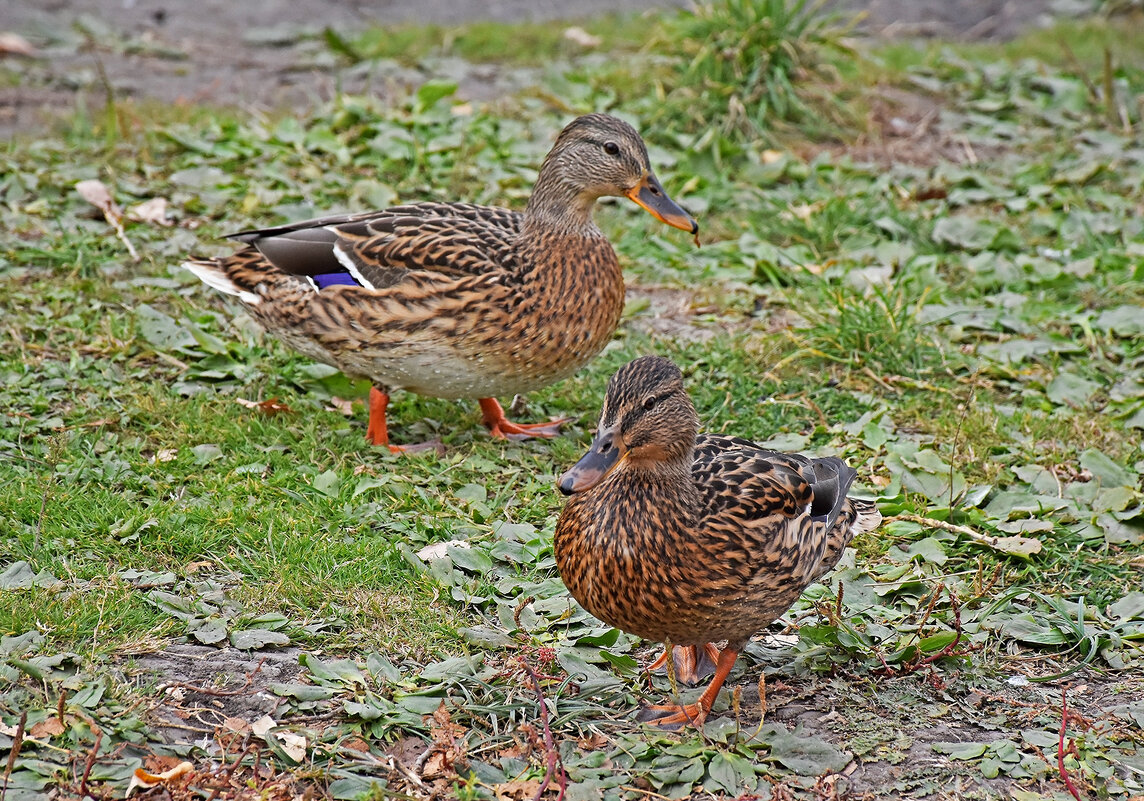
left=635, top=702, right=708, bottom=730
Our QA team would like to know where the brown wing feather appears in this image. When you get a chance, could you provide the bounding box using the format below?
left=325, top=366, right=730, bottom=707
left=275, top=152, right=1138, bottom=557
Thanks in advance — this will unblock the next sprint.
left=226, top=202, right=525, bottom=288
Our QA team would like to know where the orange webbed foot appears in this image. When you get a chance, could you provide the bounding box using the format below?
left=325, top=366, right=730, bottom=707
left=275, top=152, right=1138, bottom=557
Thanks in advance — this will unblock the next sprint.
left=383, top=440, right=445, bottom=455
left=639, top=646, right=740, bottom=730
left=635, top=702, right=709, bottom=731
left=478, top=398, right=567, bottom=440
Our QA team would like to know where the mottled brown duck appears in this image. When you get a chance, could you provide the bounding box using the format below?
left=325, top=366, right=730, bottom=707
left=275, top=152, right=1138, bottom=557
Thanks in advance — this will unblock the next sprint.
left=184, top=114, right=697, bottom=451
left=555, top=356, right=881, bottom=728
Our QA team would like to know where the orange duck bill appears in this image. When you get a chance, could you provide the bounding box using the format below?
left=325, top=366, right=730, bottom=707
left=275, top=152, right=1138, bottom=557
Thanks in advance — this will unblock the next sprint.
left=625, top=173, right=698, bottom=236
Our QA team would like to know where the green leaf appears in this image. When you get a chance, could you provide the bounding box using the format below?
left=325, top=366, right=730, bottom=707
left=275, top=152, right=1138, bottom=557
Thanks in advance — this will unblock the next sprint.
left=888, top=537, right=947, bottom=565
left=190, top=443, right=223, bottom=465
left=598, top=651, right=638, bottom=673
left=996, top=614, right=1069, bottom=645
left=1046, top=372, right=1099, bottom=407
left=447, top=544, right=494, bottom=574
left=416, top=80, right=458, bottom=110
left=189, top=619, right=228, bottom=645
left=0, top=562, right=60, bottom=590
left=269, top=682, right=339, bottom=701
left=932, top=216, right=997, bottom=252
left=420, top=655, right=481, bottom=681
left=300, top=654, right=367, bottom=687
left=365, top=652, right=404, bottom=682
left=136, top=304, right=197, bottom=351
left=701, top=753, right=734, bottom=794
left=932, top=741, right=989, bottom=760
left=328, top=776, right=386, bottom=800
left=1108, top=593, right=1144, bottom=621
left=765, top=725, right=851, bottom=775
left=918, top=631, right=958, bottom=653
left=1079, top=449, right=1134, bottom=488
left=313, top=470, right=341, bottom=498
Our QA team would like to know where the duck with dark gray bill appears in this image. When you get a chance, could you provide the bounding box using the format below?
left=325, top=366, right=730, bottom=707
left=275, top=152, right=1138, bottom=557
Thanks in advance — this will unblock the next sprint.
left=185, top=114, right=698, bottom=452
left=555, top=356, right=881, bottom=728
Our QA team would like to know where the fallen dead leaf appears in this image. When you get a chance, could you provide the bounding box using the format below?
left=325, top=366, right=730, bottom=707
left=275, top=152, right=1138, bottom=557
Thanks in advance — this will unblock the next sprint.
left=420, top=703, right=467, bottom=780
left=186, top=560, right=214, bottom=573
left=761, top=634, right=800, bottom=647
left=236, top=397, right=293, bottom=415
left=328, top=396, right=357, bottom=416
left=494, top=778, right=543, bottom=801
left=126, top=760, right=193, bottom=796
left=563, top=26, right=601, bottom=48
left=416, top=540, right=471, bottom=561
left=127, top=197, right=173, bottom=226
left=221, top=716, right=251, bottom=734
left=29, top=717, right=65, bottom=738
left=342, top=736, right=371, bottom=753
left=249, top=715, right=306, bottom=761
left=576, top=732, right=608, bottom=751
left=154, top=448, right=178, bottom=463
left=277, top=730, right=307, bottom=762
left=76, top=179, right=121, bottom=220
left=0, top=32, right=37, bottom=58
left=75, top=179, right=138, bottom=260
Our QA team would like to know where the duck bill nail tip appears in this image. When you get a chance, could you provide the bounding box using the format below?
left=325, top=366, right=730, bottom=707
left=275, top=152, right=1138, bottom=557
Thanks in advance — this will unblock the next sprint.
left=627, top=176, right=699, bottom=235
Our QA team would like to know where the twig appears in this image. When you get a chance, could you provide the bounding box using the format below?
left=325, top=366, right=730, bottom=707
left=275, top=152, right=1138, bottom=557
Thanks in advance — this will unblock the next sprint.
left=206, top=744, right=256, bottom=801
left=886, top=513, right=1041, bottom=555
left=387, top=753, right=429, bottom=795
left=513, top=595, right=535, bottom=630
left=162, top=657, right=266, bottom=697
left=518, top=657, right=567, bottom=801
left=861, top=367, right=897, bottom=394
left=874, top=587, right=970, bottom=676
left=1, top=711, right=27, bottom=801
left=1059, top=685, right=1083, bottom=801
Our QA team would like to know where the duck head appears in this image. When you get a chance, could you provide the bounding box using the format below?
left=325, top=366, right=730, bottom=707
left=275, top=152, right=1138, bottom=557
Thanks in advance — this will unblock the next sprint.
left=527, top=114, right=698, bottom=236
left=558, top=356, right=700, bottom=495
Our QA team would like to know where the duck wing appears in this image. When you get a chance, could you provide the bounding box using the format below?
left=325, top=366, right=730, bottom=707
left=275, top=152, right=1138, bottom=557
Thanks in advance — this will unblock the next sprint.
left=693, top=435, right=857, bottom=525
left=226, top=202, right=524, bottom=290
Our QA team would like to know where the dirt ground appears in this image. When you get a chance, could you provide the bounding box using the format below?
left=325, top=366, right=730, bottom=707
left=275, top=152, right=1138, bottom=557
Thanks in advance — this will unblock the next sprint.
left=2, top=0, right=1085, bottom=138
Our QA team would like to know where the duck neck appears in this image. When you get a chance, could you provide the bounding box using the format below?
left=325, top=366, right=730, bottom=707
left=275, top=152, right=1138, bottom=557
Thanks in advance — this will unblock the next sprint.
left=523, top=161, right=600, bottom=237
left=625, top=450, right=701, bottom=510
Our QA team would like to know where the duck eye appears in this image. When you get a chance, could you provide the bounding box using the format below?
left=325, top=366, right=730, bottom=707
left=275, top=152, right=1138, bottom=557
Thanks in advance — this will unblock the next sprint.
left=642, top=396, right=656, bottom=411
left=603, top=141, right=620, bottom=156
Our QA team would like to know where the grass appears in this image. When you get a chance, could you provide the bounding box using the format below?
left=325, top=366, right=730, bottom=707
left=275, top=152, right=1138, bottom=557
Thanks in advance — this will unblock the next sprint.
left=323, top=15, right=650, bottom=65
left=2, top=1, right=1144, bottom=799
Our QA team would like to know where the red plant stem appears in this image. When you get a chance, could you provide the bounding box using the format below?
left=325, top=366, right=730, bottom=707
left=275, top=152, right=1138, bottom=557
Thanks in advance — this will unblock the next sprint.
left=1059, top=685, right=1082, bottom=801
left=1, top=711, right=27, bottom=801
left=917, top=594, right=963, bottom=667
left=518, top=658, right=567, bottom=801
left=78, top=727, right=103, bottom=797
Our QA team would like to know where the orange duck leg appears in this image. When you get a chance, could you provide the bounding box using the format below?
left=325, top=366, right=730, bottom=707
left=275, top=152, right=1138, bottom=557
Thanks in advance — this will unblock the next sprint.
left=647, top=643, right=722, bottom=686
left=636, top=647, right=741, bottom=730
left=365, top=387, right=442, bottom=454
